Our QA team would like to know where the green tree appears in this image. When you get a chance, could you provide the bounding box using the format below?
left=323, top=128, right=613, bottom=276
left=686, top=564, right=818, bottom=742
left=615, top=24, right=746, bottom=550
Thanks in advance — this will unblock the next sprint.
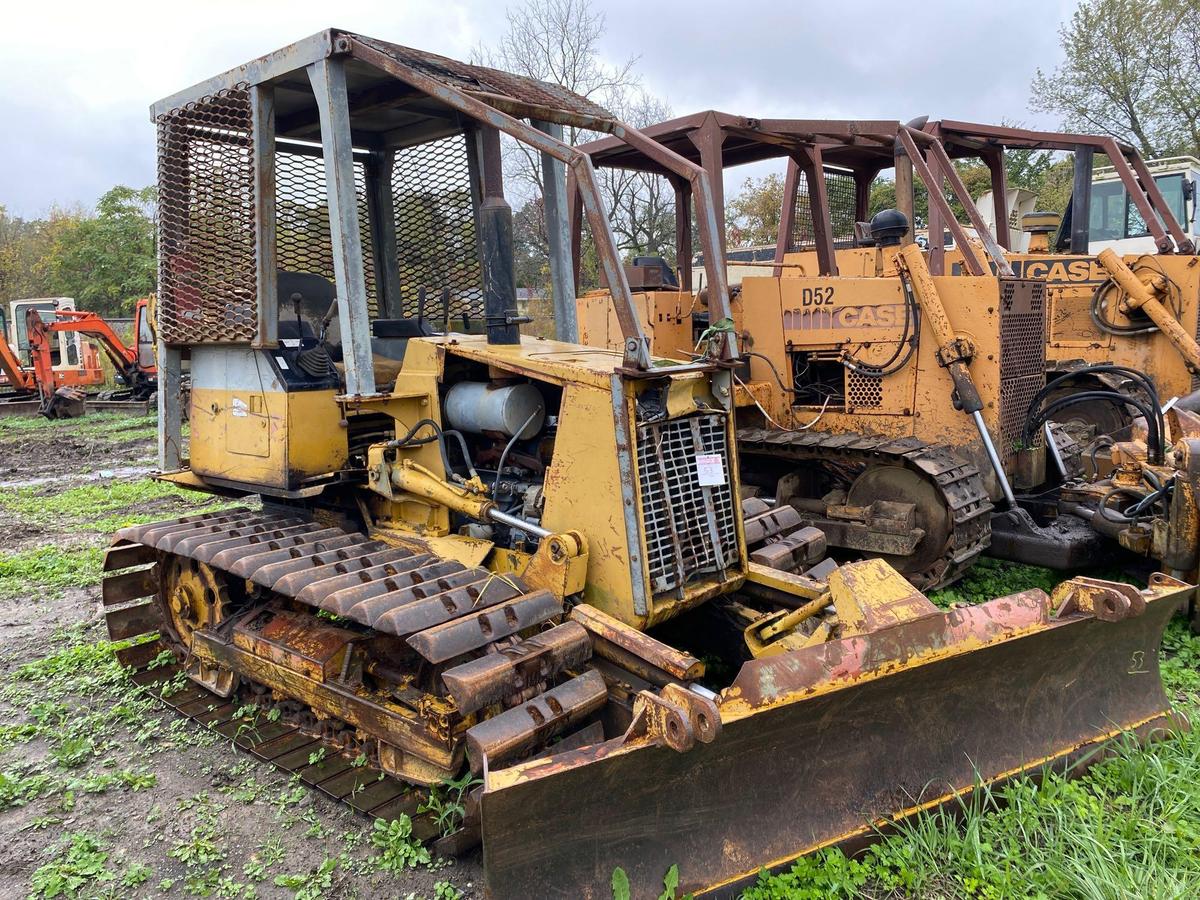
left=0, top=206, right=84, bottom=305
left=726, top=173, right=785, bottom=247
left=44, top=186, right=156, bottom=316
left=1031, top=0, right=1200, bottom=157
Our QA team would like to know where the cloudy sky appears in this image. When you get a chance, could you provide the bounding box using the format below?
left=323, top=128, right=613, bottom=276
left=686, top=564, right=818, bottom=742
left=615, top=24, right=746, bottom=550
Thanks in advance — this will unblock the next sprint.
left=1, top=0, right=1077, bottom=218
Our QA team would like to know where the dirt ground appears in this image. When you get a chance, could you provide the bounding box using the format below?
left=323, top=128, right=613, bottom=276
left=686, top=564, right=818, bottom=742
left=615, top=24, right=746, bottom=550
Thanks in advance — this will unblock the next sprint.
left=0, top=413, right=482, bottom=900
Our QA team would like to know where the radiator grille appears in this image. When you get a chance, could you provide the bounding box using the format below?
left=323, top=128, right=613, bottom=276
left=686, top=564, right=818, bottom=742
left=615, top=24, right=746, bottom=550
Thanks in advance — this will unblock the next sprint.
left=998, top=279, right=1047, bottom=458
left=636, top=413, right=739, bottom=595
left=156, top=85, right=257, bottom=344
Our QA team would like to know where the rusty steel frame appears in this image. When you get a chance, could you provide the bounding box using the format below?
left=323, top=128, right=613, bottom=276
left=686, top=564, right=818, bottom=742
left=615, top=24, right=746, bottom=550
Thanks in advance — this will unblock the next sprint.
left=575, top=113, right=1016, bottom=281
left=898, top=127, right=1015, bottom=277
left=929, top=120, right=1195, bottom=255
left=149, top=28, right=741, bottom=373
left=577, top=112, right=900, bottom=283
left=345, top=35, right=741, bottom=369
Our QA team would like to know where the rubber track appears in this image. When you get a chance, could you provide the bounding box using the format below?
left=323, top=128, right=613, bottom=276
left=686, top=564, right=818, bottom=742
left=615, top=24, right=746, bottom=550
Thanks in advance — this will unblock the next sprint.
left=737, top=428, right=993, bottom=589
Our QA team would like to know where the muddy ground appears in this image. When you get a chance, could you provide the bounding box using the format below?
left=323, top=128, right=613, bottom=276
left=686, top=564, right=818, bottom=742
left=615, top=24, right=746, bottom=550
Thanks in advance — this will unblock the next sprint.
left=0, top=413, right=480, bottom=900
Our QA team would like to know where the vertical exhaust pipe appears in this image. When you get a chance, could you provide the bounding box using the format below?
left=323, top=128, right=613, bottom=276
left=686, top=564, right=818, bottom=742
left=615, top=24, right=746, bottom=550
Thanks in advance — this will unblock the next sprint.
left=477, top=127, right=521, bottom=345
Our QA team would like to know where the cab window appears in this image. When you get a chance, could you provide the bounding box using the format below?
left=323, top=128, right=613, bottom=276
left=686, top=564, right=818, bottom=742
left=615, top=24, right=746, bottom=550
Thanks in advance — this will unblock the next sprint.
left=1089, top=181, right=1125, bottom=241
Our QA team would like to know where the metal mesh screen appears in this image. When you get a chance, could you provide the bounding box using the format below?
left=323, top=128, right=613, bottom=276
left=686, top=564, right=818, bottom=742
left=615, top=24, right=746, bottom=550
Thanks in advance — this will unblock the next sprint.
left=273, top=136, right=481, bottom=325
left=998, top=279, right=1048, bottom=458
left=275, top=149, right=379, bottom=317
left=636, top=413, right=739, bottom=595
left=790, top=169, right=858, bottom=251
left=846, top=371, right=883, bottom=409
left=156, top=85, right=257, bottom=344
left=392, top=134, right=482, bottom=325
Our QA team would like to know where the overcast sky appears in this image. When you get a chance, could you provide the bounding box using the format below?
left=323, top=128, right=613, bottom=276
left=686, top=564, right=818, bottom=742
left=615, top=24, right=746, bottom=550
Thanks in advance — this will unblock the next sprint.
left=1, top=0, right=1077, bottom=218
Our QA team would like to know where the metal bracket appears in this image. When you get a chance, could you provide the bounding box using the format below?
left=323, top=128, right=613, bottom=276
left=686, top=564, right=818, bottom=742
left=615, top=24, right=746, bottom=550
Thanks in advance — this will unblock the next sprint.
left=1052, top=576, right=1146, bottom=622
left=621, top=682, right=720, bottom=753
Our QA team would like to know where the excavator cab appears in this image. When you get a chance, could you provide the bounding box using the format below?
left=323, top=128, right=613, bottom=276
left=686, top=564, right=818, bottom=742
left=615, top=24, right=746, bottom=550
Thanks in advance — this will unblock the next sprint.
left=92, top=35, right=1192, bottom=897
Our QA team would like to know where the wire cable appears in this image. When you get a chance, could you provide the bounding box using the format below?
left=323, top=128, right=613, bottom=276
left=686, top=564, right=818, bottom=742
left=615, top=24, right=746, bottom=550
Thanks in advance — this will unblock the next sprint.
left=491, top=409, right=541, bottom=499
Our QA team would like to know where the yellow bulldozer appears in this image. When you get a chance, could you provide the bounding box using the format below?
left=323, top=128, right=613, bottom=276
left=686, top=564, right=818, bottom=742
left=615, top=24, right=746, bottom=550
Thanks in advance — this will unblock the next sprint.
left=772, top=118, right=1200, bottom=592
left=575, top=114, right=1117, bottom=584
left=96, top=38, right=1189, bottom=896
left=776, top=119, right=1200, bottom=440
left=928, top=122, right=1200, bottom=425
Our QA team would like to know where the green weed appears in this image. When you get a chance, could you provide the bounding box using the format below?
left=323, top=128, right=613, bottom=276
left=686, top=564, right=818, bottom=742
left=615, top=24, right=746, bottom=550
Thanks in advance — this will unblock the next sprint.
left=273, top=856, right=338, bottom=900
left=0, top=545, right=105, bottom=600
left=242, top=837, right=285, bottom=882
left=0, top=767, right=57, bottom=810
left=418, top=771, right=480, bottom=838
left=928, top=557, right=1060, bottom=608
left=371, top=815, right=430, bottom=872
left=29, top=832, right=114, bottom=899
left=611, top=864, right=691, bottom=900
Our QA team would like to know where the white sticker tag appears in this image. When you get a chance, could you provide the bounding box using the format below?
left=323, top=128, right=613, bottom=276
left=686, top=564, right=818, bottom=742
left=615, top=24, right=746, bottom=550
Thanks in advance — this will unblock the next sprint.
left=231, top=397, right=249, bottom=418
left=696, top=453, right=725, bottom=486
left=276, top=356, right=290, bottom=370
left=281, top=338, right=301, bottom=348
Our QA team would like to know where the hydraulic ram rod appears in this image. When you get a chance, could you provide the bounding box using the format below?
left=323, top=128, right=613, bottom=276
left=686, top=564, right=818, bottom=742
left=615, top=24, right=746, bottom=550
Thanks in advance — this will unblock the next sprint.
left=1097, top=249, right=1200, bottom=375
left=898, top=244, right=1017, bottom=508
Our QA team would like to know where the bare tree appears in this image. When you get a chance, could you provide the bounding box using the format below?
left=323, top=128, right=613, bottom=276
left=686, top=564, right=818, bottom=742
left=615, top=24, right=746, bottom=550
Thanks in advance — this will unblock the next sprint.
left=477, top=0, right=678, bottom=290
left=597, top=88, right=676, bottom=261
left=473, top=0, right=640, bottom=198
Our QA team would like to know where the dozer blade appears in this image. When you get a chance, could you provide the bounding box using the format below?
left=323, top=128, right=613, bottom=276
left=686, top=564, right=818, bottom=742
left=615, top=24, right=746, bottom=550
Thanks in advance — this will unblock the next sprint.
left=478, top=574, right=1190, bottom=899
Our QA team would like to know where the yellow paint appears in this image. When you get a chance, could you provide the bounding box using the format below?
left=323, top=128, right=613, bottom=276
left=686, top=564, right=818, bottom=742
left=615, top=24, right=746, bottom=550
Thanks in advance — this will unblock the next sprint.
left=568, top=269, right=1017, bottom=499
left=936, top=249, right=1200, bottom=403
left=577, top=288, right=694, bottom=363
left=369, top=527, right=495, bottom=568
left=540, top=381, right=638, bottom=621
left=190, top=386, right=346, bottom=490
left=827, top=556, right=937, bottom=636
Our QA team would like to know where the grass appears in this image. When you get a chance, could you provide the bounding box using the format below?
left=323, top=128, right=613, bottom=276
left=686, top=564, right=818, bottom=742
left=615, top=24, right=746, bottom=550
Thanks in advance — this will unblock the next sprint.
left=0, top=546, right=105, bottom=600
left=0, top=628, right=459, bottom=899
left=0, top=477, right=225, bottom=531
left=0, top=411, right=157, bottom=440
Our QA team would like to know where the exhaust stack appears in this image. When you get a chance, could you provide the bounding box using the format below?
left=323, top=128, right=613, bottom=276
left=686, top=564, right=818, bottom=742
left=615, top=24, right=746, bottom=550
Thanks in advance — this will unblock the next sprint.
left=477, top=127, right=521, bottom=345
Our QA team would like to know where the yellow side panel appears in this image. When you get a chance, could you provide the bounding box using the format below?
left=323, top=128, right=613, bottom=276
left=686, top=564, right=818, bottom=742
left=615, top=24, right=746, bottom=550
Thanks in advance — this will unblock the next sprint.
left=191, top=387, right=345, bottom=490
left=576, top=290, right=692, bottom=360
left=192, top=386, right=285, bottom=486
left=539, top=382, right=637, bottom=623
left=289, top=390, right=348, bottom=477
left=226, top=393, right=271, bottom=458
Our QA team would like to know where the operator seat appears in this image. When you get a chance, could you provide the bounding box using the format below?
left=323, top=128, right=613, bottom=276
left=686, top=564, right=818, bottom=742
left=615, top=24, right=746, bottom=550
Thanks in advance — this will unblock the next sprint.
left=276, top=270, right=441, bottom=386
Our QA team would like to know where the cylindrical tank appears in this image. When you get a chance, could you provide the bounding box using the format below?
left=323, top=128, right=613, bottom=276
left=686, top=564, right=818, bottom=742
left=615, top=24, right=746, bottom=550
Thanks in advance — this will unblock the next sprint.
left=444, top=382, right=545, bottom=438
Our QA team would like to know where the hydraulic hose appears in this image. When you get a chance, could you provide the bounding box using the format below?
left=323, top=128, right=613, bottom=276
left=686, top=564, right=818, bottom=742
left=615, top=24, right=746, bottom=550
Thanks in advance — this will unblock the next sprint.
left=387, top=417, right=479, bottom=481
left=1028, top=364, right=1163, bottom=460
left=1025, top=390, right=1162, bottom=464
